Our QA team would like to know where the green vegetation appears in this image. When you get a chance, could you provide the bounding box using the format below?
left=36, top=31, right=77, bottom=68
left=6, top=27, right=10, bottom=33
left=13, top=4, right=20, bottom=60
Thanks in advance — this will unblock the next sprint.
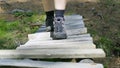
left=72, top=0, right=120, bottom=57
left=92, top=0, right=120, bottom=56
left=0, top=12, right=45, bottom=49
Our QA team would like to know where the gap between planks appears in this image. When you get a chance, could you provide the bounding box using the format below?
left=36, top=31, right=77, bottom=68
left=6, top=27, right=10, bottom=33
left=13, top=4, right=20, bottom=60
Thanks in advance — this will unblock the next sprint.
left=0, top=59, right=104, bottom=68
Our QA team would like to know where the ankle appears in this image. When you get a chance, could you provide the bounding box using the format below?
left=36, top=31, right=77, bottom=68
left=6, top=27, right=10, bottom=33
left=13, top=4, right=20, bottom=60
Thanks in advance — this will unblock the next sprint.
left=55, top=10, right=65, bottom=18
left=46, top=11, right=54, bottom=20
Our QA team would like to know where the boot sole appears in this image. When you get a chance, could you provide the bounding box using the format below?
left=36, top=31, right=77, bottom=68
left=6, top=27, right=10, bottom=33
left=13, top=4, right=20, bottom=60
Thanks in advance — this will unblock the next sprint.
left=52, top=32, right=67, bottom=40
left=50, top=32, right=54, bottom=38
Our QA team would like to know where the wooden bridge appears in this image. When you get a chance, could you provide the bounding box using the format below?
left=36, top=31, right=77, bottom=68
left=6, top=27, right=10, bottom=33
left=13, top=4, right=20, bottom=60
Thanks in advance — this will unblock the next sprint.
left=0, top=15, right=105, bottom=68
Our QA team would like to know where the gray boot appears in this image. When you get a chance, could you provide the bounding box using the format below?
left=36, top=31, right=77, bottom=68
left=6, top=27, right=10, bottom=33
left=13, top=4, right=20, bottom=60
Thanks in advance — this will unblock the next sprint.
left=52, top=17, right=67, bottom=40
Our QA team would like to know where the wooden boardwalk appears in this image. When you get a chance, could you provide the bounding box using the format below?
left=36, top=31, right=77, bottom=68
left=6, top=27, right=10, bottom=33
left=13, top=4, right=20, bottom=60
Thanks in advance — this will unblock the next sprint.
left=0, top=15, right=105, bottom=68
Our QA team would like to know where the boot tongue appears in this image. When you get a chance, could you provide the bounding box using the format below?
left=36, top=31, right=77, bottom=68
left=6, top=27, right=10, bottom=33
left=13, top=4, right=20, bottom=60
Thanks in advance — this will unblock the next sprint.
left=57, top=18, right=61, bottom=21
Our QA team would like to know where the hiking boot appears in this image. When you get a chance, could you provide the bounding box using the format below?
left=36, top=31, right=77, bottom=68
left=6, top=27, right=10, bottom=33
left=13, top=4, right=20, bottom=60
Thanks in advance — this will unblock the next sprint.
left=52, top=17, right=67, bottom=40
left=45, top=18, right=54, bottom=32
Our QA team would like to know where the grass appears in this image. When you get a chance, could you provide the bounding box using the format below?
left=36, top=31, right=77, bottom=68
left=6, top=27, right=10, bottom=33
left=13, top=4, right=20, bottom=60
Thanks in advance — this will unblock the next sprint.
left=0, top=13, right=45, bottom=49
left=93, top=0, right=120, bottom=56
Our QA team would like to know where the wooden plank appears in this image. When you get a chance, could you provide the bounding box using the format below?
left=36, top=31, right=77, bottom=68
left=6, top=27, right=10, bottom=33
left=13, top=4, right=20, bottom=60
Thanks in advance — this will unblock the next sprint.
left=30, top=33, right=90, bottom=39
left=65, top=20, right=84, bottom=25
left=65, top=20, right=84, bottom=24
left=17, top=41, right=95, bottom=49
left=37, top=15, right=84, bottom=32
left=21, top=41, right=96, bottom=48
left=68, top=34, right=91, bottom=38
left=67, top=27, right=87, bottom=35
left=38, top=21, right=84, bottom=29
left=28, top=33, right=91, bottom=40
left=65, top=20, right=84, bottom=26
left=17, top=45, right=95, bottom=49
left=28, top=29, right=88, bottom=40
left=65, top=17, right=85, bottom=30
left=65, top=15, right=83, bottom=20
left=28, top=32, right=50, bottom=40
left=29, top=36, right=93, bottom=42
left=36, top=21, right=85, bottom=32
left=36, top=23, right=85, bottom=33
left=0, top=49, right=105, bottom=58
left=0, top=59, right=104, bottom=68
left=36, top=27, right=46, bottom=32
left=66, top=24, right=84, bottom=30
left=27, top=36, right=93, bottom=42
left=23, top=41, right=94, bottom=47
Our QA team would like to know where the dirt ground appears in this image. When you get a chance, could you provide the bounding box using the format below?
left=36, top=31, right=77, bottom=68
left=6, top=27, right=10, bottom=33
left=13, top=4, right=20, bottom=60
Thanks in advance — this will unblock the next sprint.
left=0, top=0, right=99, bottom=13
left=94, top=57, right=120, bottom=68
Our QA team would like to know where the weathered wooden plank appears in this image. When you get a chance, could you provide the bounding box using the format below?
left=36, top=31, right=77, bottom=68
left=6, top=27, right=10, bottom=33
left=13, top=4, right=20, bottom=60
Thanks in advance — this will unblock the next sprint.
left=37, top=24, right=85, bottom=33
left=36, top=27, right=46, bottom=32
left=17, top=41, right=95, bottom=49
left=37, top=21, right=85, bottom=33
left=37, top=19, right=85, bottom=32
left=35, top=27, right=87, bottom=37
left=0, top=49, right=105, bottom=58
left=41, top=20, right=84, bottom=28
left=28, top=36, right=93, bottom=42
left=17, top=45, right=95, bottom=50
left=20, top=41, right=95, bottom=49
left=65, top=19, right=84, bottom=24
left=65, top=20, right=84, bottom=25
left=0, top=59, right=104, bottom=68
left=65, top=19, right=84, bottom=26
left=67, top=27, right=87, bottom=35
left=37, top=15, right=84, bottom=32
left=28, top=33, right=91, bottom=40
left=45, top=20, right=84, bottom=28
left=29, top=36, right=93, bottom=42
left=34, top=33, right=90, bottom=39
left=68, top=34, right=91, bottom=38
left=28, top=32, right=50, bottom=40
left=66, top=24, right=84, bottom=30
left=23, top=41, right=94, bottom=47
left=28, top=29, right=90, bottom=40
left=65, top=15, right=83, bottom=20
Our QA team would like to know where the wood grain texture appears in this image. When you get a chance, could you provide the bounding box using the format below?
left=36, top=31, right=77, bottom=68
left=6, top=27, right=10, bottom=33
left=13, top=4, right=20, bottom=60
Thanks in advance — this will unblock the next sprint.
left=23, top=41, right=94, bottom=46
left=28, top=33, right=91, bottom=40
left=0, top=49, right=105, bottom=59
left=66, top=27, right=87, bottom=35
left=17, top=41, right=96, bottom=49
